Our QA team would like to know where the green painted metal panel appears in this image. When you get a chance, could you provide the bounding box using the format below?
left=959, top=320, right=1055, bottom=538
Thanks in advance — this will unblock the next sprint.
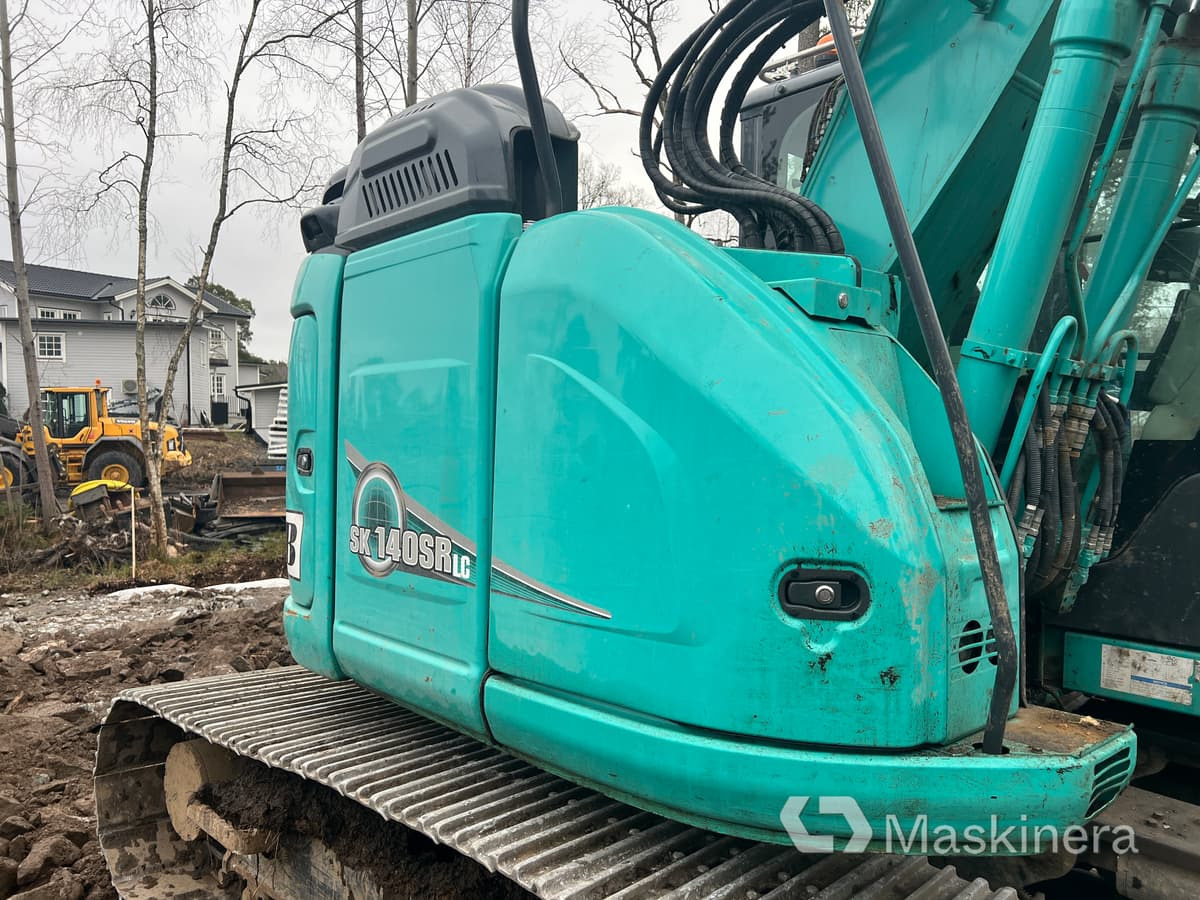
left=1062, top=630, right=1200, bottom=716
left=1083, top=15, right=1200, bottom=357
left=803, top=0, right=1059, bottom=367
left=330, top=213, right=522, bottom=739
left=284, top=252, right=345, bottom=681
left=488, top=208, right=1019, bottom=755
left=485, top=675, right=1133, bottom=847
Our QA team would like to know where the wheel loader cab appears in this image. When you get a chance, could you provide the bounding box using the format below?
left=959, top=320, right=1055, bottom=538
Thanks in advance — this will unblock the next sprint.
left=40, top=388, right=96, bottom=441
left=284, top=58, right=1135, bottom=847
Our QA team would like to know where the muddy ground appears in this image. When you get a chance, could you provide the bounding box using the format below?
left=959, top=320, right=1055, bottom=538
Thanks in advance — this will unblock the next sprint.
left=170, top=431, right=277, bottom=489
left=0, top=580, right=536, bottom=900
left=0, top=580, right=292, bottom=900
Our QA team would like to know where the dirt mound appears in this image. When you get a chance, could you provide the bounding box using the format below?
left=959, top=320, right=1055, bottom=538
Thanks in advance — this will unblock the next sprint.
left=165, top=431, right=275, bottom=490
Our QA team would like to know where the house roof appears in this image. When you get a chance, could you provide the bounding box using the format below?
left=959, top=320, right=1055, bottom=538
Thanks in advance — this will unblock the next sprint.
left=0, top=260, right=251, bottom=319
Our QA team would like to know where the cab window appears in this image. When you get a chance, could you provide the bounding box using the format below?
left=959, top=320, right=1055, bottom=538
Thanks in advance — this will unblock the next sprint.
left=42, top=392, right=90, bottom=439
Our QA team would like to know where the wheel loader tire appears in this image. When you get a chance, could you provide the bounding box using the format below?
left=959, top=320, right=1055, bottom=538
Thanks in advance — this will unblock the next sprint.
left=87, top=449, right=144, bottom=487
left=0, top=452, right=24, bottom=495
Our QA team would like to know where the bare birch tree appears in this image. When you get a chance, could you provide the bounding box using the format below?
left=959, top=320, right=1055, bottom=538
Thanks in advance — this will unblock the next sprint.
left=311, top=0, right=572, bottom=141
left=578, top=151, right=647, bottom=209
left=54, top=0, right=339, bottom=552
left=144, top=0, right=341, bottom=549
left=0, top=0, right=92, bottom=522
left=0, top=0, right=57, bottom=520
left=293, top=0, right=439, bottom=133
left=561, top=1, right=695, bottom=224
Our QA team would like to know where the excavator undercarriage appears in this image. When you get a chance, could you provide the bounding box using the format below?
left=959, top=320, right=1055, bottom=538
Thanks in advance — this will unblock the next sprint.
left=97, top=668, right=1200, bottom=899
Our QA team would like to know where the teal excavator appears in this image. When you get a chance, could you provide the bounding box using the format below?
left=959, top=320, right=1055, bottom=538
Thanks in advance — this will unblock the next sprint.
left=96, top=0, right=1200, bottom=897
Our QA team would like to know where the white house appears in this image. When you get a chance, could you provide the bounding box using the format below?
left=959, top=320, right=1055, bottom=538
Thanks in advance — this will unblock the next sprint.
left=0, top=261, right=250, bottom=426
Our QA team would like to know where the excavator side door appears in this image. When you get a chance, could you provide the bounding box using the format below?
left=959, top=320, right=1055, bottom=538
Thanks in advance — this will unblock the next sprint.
left=331, top=214, right=522, bottom=741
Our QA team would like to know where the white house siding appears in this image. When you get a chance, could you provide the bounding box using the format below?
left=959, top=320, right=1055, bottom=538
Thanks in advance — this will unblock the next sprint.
left=0, top=287, right=109, bottom=322
left=4, top=321, right=210, bottom=423
left=204, top=315, right=240, bottom=423
left=240, top=384, right=283, bottom=445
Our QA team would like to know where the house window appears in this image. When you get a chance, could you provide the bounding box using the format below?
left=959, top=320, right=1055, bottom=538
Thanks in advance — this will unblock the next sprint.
left=208, top=327, right=229, bottom=361
left=148, top=294, right=178, bottom=320
left=103, top=312, right=114, bottom=321
left=62, top=310, right=79, bottom=320
left=37, top=307, right=79, bottom=320
left=211, top=373, right=226, bottom=399
left=36, top=333, right=65, bottom=360
left=0, top=305, right=8, bottom=316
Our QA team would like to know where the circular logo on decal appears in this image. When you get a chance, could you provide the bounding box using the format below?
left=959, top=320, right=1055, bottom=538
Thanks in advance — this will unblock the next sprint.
left=351, top=461, right=407, bottom=577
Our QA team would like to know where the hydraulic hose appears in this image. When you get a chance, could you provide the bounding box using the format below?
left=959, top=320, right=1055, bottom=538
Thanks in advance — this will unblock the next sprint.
left=1025, top=413, right=1042, bottom=504
left=512, top=0, right=562, bottom=217
left=640, top=0, right=842, bottom=251
left=715, top=10, right=844, bottom=250
left=1092, top=400, right=1116, bottom=528
left=823, top=0, right=1016, bottom=753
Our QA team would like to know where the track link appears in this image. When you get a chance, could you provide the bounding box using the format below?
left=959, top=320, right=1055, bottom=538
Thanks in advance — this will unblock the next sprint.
left=96, top=666, right=1017, bottom=899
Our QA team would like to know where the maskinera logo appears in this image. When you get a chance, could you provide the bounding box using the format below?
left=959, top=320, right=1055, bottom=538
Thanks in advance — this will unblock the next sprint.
left=780, top=796, right=1139, bottom=856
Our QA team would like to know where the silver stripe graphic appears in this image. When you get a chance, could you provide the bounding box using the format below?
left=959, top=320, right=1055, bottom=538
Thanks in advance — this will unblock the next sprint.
left=344, top=440, right=611, bottom=619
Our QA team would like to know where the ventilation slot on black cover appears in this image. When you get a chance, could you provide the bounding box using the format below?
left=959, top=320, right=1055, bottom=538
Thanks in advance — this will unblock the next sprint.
left=361, top=149, right=461, bottom=219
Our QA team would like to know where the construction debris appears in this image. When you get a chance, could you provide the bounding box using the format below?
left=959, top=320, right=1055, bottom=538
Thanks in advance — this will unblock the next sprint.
left=28, top=515, right=185, bottom=572
left=169, top=471, right=284, bottom=541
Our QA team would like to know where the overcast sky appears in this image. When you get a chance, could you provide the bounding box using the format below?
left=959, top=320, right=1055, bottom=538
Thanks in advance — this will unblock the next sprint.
left=1, top=1, right=719, bottom=364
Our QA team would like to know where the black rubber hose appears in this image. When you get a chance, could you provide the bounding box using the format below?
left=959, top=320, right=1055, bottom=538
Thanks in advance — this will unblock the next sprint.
left=681, top=3, right=837, bottom=251
left=704, top=4, right=842, bottom=250
left=1048, top=442, right=1079, bottom=584
left=824, top=0, right=1016, bottom=754
left=648, top=130, right=716, bottom=217
left=716, top=9, right=844, bottom=251
left=1101, top=393, right=1129, bottom=517
left=1092, top=400, right=1115, bottom=528
left=639, top=22, right=715, bottom=214
left=654, top=2, right=743, bottom=202
left=667, top=4, right=825, bottom=249
left=640, top=0, right=843, bottom=252
left=1025, top=410, right=1042, bottom=502
left=512, top=0, right=562, bottom=217
left=1008, top=455, right=1026, bottom=510
left=682, top=7, right=813, bottom=247
left=1032, top=403, right=1061, bottom=594
left=980, top=451, right=1028, bottom=707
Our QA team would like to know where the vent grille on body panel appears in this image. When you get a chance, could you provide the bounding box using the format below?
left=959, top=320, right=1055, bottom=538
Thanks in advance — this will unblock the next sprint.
left=361, top=150, right=461, bottom=219
left=331, top=84, right=579, bottom=251
left=1087, top=746, right=1134, bottom=817
left=396, top=100, right=436, bottom=119
left=954, top=619, right=999, bottom=676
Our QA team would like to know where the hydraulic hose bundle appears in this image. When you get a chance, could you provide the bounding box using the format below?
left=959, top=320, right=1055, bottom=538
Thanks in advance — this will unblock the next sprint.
left=1086, top=391, right=1131, bottom=556
left=1007, top=382, right=1131, bottom=600
left=638, top=0, right=844, bottom=252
